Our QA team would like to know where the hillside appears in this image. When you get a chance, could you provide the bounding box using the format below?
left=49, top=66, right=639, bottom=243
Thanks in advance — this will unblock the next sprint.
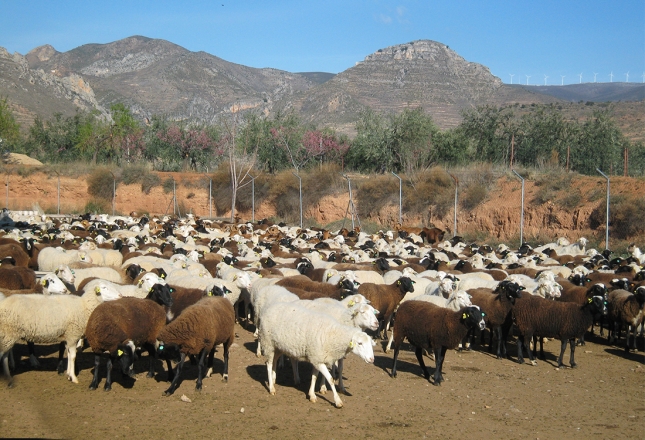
left=513, top=82, right=645, bottom=103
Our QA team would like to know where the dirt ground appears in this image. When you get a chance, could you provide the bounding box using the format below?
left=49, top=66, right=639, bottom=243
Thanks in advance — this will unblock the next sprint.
left=0, top=323, right=643, bottom=439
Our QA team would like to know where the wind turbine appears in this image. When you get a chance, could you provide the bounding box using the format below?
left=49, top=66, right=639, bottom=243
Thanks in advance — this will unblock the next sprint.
left=544, top=75, right=548, bottom=85
left=526, top=75, right=531, bottom=85
left=578, top=73, right=582, bottom=83
left=509, top=73, right=514, bottom=84
left=593, top=72, right=598, bottom=82
left=625, top=72, right=630, bottom=82
left=610, top=72, right=613, bottom=82
left=561, top=75, right=565, bottom=85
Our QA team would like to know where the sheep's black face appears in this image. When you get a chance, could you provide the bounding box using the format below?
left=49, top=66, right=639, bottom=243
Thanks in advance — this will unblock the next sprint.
left=397, top=277, right=414, bottom=294
left=498, top=281, right=523, bottom=304
left=207, top=285, right=227, bottom=297
left=296, top=261, right=313, bottom=274
left=339, top=278, right=357, bottom=294
left=462, top=306, right=486, bottom=330
left=149, top=283, right=174, bottom=307
left=588, top=283, right=608, bottom=299
left=587, top=296, right=608, bottom=315
left=374, top=258, right=390, bottom=272
left=634, top=288, right=645, bottom=307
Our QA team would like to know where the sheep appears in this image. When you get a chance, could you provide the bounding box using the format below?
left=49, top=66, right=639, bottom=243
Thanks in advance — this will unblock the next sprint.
left=37, top=247, right=93, bottom=272
left=357, top=277, right=415, bottom=340
left=0, top=283, right=122, bottom=387
left=252, top=285, right=300, bottom=356
left=156, top=296, right=235, bottom=396
left=607, top=287, right=645, bottom=352
left=81, top=272, right=164, bottom=299
left=258, top=301, right=375, bottom=407
left=54, top=264, right=127, bottom=290
left=390, top=303, right=485, bottom=385
left=424, top=276, right=458, bottom=299
left=555, top=237, right=588, bottom=256
left=384, top=290, right=473, bottom=353
left=0, top=242, right=31, bottom=267
left=85, top=283, right=174, bottom=391
left=511, top=294, right=608, bottom=367
left=0, top=263, right=36, bottom=291
left=467, top=280, right=525, bottom=359
left=168, top=284, right=228, bottom=322
left=275, top=275, right=357, bottom=301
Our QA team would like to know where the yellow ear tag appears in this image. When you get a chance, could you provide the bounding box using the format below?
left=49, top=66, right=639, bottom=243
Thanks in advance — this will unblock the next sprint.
left=233, top=274, right=238, bottom=281
left=462, top=313, right=467, bottom=319
left=348, top=301, right=355, bottom=307
left=587, top=297, right=593, bottom=304
left=117, top=350, right=123, bottom=356
left=94, top=286, right=101, bottom=293
left=397, top=281, right=401, bottom=285
left=349, top=341, right=354, bottom=348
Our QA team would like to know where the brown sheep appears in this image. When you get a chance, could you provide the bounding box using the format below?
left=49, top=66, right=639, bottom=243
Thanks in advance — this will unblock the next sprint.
left=0, top=263, right=37, bottom=291
left=511, top=294, right=607, bottom=367
left=85, top=283, right=173, bottom=391
left=390, top=302, right=485, bottom=385
left=468, top=280, right=524, bottom=358
left=607, top=287, right=645, bottom=352
left=275, top=275, right=356, bottom=301
left=156, top=296, right=235, bottom=396
left=357, top=276, right=415, bottom=340
left=0, top=242, right=30, bottom=267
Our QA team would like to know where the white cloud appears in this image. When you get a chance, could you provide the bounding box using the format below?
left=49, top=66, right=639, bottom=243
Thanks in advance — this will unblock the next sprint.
left=379, top=13, right=392, bottom=24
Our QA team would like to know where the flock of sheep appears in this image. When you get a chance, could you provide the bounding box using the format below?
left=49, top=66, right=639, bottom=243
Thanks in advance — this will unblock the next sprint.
left=0, top=211, right=643, bottom=408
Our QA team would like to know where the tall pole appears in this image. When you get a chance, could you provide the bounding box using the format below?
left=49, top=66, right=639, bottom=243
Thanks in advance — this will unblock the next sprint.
left=209, top=178, right=212, bottom=218
left=108, top=171, right=116, bottom=216
left=391, top=172, right=402, bottom=225
left=5, top=174, right=8, bottom=210
left=596, top=168, right=610, bottom=250
left=450, top=174, right=458, bottom=237
left=292, top=172, right=302, bottom=228
left=55, top=171, right=60, bottom=215
left=250, top=175, right=256, bottom=223
left=512, top=170, right=525, bottom=246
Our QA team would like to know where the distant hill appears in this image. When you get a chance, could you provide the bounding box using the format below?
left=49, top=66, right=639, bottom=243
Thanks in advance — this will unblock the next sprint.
left=513, top=83, right=645, bottom=103
left=0, top=36, right=642, bottom=141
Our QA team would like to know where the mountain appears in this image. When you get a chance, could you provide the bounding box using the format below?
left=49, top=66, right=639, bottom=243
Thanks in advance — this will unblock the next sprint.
left=26, top=35, right=315, bottom=124
left=280, top=40, right=559, bottom=131
left=512, top=83, right=645, bottom=103
left=1, top=36, right=642, bottom=139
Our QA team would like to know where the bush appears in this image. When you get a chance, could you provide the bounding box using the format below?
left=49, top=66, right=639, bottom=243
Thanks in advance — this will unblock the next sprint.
left=460, top=184, right=488, bottom=210
left=403, top=167, right=455, bottom=218
left=141, top=173, right=161, bottom=194
left=609, top=196, right=645, bottom=239
left=558, top=190, right=582, bottom=211
left=356, top=175, right=398, bottom=218
left=120, top=164, right=150, bottom=185
left=86, top=167, right=117, bottom=200
left=85, top=198, right=110, bottom=214
left=162, top=177, right=175, bottom=194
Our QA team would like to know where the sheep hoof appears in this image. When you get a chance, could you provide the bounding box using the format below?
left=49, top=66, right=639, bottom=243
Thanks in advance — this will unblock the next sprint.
left=530, top=360, right=537, bottom=366
left=309, top=396, right=317, bottom=403
left=432, top=381, right=441, bottom=387
left=221, top=375, right=228, bottom=383
left=7, top=380, right=14, bottom=389
left=319, top=387, right=327, bottom=395
left=570, top=363, right=578, bottom=369
left=163, top=390, right=173, bottom=397
left=334, top=401, right=344, bottom=408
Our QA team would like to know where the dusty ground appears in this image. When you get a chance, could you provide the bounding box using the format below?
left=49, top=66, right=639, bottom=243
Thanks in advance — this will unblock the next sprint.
left=0, top=324, right=643, bottom=439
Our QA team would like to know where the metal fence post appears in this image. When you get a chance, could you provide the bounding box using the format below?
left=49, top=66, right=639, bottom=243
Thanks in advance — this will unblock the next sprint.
left=391, top=172, right=402, bottom=225
left=450, top=174, right=458, bottom=237
left=292, top=172, right=302, bottom=228
left=250, top=175, right=256, bottom=223
left=512, top=170, right=525, bottom=246
left=596, top=168, right=610, bottom=249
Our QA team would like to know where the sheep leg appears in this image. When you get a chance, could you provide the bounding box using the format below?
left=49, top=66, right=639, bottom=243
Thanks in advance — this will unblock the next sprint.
left=384, top=332, right=394, bottom=353
left=626, top=325, right=636, bottom=352
left=516, top=336, right=525, bottom=364
left=524, top=333, right=537, bottom=366
left=66, top=342, right=79, bottom=383
left=27, top=342, right=41, bottom=368
left=433, top=346, right=447, bottom=385
left=335, top=359, right=347, bottom=395
left=163, top=352, right=186, bottom=396
left=8, top=349, right=15, bottom=371
left=1, top=352, right=13, bottom=388
left=294, top=356, right=307, bottom=386
left=266, top=352, right=279, bottom=395
left=308, top=365, right=319, bottom=403
left=195, top=348, right=208, bottom=391
left=89, top=355, right=102, bottom=390
left=145, top=344, right=157, bottom=379
left=415, top=347, right=431, bottom=381
left=56, top=342, right=66, bottom=375
left=391, top=346, right=401, bottom=378
left=104, top=355, right=114, bottom=391
left=165, top=359, right=174, bottom=382
left=221, top=344, right=229, bottom=382
left=205, top=346, right=216, bottom=378
left=315, top=363, right=343, bottom=408
left=567, top=338, right=577, bottom=368
left=539, top=337, right=546, bottom=360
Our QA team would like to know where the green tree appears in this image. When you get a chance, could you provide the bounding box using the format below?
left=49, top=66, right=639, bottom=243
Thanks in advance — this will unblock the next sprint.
left=460, top=105, right=514, bottom=164
left=388, top=107, right=438, bottom=173
left=572, top=108, right=624, bottom=175
left=0, top=97, right=21, bottom=150
left=346, top=108, right=389, bottom=172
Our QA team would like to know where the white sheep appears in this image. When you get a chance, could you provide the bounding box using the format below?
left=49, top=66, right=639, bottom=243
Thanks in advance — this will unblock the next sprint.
left=81, top=273, right=163, bottom=299
left=258, top=301, right=375, bottom=408
left=0, top=283, right=122, bottom=386
left=37, top=247, right=93, bottom=272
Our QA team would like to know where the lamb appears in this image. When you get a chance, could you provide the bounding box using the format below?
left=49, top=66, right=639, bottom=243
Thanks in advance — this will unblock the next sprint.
left=385, top=290, right=473, bottom=353
left=357, top=276, right=415, bottom=340
left=607, top=287, right=645, bottom=352
left=258, top=301, right=375, bottom=407
left=511, top=294, right=608, bottom=367
left=390, top=302, right=485, bottom=385
left=156, top=296, right=235, bottom=396
left=467, top=280, right=525, bottom=359
left=0, top=283, right=122, bottom=387
left=85, top=283, right=174, bottom=391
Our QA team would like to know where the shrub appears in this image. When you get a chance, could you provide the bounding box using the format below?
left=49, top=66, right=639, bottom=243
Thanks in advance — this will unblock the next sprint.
left=86, top=167, right=117, bottom=200
left=403, top=167, right=455, bottom=218
left=85, top=198, right=110, bottom=214
left=141, top=173, right=161, bottom=194
left=460, top=183, right=488, bottom=210
left=356, top=175, right=398, bottom=218
left=558, top=189, right=582, bottom=211
left=162, top=177, right=175, bottom=194
left=609, top=196, right=645, bottom=239
left=120, top=164, right=150, bottom=185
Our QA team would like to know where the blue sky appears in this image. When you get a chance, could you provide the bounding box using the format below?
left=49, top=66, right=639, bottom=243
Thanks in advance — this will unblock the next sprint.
left=1, top=1, right=643, bottom=85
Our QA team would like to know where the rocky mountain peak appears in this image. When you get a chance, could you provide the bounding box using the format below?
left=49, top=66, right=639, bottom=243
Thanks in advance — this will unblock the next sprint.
left=26, top=44, right=58, bottom=63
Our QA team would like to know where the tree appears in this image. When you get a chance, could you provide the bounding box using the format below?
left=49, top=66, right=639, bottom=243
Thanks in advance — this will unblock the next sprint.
left=387, top=107, right=438, bottom=174
left=572, top=108, right=624, bottom=174
left=346, top=108, right=389, bottom=172
left=0, top=97, right=21, bottom=150
left=460, top=105, right=514, bottom=164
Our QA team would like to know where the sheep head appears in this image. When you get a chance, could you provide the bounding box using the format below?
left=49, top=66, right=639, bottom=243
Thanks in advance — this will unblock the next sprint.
left=348, top=331, right=375, bottom=364
left=497, top=280, right=524, bottom=304
left=461, top=306, right=486, bottom=331
left=586, top=295, right=608, bottom=316
left=396, top=277, right=415, bottom=295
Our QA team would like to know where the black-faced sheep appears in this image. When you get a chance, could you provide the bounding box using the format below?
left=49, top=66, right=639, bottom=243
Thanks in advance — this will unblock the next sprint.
left=390, top=303, right=485, bottom=385
left=156, top=296, right=235, bottom=396
left=357, top=276, right=415, bottom=340
left=468, top=280, right=524, bottom=358
left=511, top=294, right=608, bottom=367
left=275, top=275, right=356, bottom=301
left=85, top=283, right=173, bottom=391
left=607, top=287, right=645, bottom=352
